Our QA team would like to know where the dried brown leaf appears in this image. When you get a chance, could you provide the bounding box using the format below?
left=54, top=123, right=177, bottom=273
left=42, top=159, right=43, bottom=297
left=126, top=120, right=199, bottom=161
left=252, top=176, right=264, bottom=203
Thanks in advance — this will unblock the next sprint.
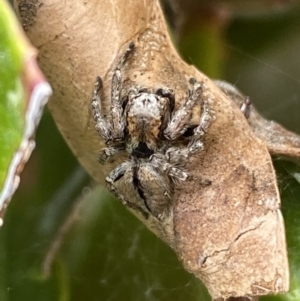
left=14, top=0, right=291, bottom=299
left=216, top=80, right=300, bottom=159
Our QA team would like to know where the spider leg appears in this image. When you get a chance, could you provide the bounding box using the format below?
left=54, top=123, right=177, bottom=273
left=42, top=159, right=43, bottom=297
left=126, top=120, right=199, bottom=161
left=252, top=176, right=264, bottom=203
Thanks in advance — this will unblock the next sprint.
left=162, top=100, right=213, bottom=185
left=188, top=100, right=212, bottom=153
left=91, top=76, right=126, bottom=163
left=99, top=145, right=126, bottom=164
left=162, top=134, right=205, bottom=182
left=110, top=42, right=135, bottom=139
left=240, top=96, right=251, bottom=119
left=150, top=153, right=188, bottom=183
left=164, top=78, right=202, bottom=140
left=155, top=87, right=175, bottom=112
left=127, top=85, right=140, bottom=100
left=91, top=76, right=112, bottom=141
left=193, top=100, right=211, bottom=136
left=92, top=43, right=134, bottom=163
left=105, top=161, right=132, bottom=206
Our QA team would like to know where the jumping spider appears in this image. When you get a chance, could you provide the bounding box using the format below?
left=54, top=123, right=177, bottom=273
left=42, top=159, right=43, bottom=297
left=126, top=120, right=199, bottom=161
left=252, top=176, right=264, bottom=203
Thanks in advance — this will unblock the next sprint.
left=91, top=42, right=211, bottom=219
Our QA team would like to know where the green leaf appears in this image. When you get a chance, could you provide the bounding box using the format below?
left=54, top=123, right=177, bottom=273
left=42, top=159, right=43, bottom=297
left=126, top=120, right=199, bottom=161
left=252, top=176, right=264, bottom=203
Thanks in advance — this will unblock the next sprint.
left=0, top=0, right=51, bottom=222
left=0, top=0, right=25, bottom=189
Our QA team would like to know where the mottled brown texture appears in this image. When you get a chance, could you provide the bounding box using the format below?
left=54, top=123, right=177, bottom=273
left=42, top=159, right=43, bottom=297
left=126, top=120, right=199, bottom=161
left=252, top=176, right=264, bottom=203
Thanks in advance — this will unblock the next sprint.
left=173, top=78, right=289, bottom=298
left=14, top=0, right=292, bottom=299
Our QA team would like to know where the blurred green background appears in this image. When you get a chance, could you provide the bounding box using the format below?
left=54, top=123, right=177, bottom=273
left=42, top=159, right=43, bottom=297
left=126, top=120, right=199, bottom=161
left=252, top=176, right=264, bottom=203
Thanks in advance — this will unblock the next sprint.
left=2, top=1, right=300, bottom=300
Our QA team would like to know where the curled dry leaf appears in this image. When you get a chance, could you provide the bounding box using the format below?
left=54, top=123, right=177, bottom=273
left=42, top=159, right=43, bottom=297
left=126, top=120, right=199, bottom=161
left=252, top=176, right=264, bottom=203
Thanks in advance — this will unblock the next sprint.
left=14, top=0, right=294, bottom=299
left=173, top=79, right=289, bottom=298
left=215, top=80, right=300, bottom=159
left=0, top=0, right=51, bottom=222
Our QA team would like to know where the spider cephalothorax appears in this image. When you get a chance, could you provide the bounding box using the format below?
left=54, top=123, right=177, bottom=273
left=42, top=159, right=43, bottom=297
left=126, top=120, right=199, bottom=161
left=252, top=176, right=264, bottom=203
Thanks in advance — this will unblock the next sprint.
left=125, top=86, right=174, bottom=151
left=91, top=42, right=212, bottom=219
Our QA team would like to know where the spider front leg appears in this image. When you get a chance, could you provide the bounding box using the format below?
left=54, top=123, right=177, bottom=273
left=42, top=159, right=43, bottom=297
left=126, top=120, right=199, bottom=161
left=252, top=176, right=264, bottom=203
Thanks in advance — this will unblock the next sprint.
left=188, top=100, right=212, bottom=153
left=91, top=76, right=125, bottom=163
left=193, top=100, right=211, bottom=136
left=110, top=42, right=135, bottom=138
left=91, top=76, right=112, bottom=141
left=91, top=43, right=135, bottom=163
left=164, top=78, right=203, bottom=140
left=165, top=79, right=212, bottom=155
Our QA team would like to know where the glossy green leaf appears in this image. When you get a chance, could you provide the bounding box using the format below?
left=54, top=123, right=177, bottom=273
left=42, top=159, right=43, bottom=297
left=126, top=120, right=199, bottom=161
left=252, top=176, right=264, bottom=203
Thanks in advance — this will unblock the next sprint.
left=0, top=0, right=25, bottom=188
left=0, top=0, right=51, bottom=222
